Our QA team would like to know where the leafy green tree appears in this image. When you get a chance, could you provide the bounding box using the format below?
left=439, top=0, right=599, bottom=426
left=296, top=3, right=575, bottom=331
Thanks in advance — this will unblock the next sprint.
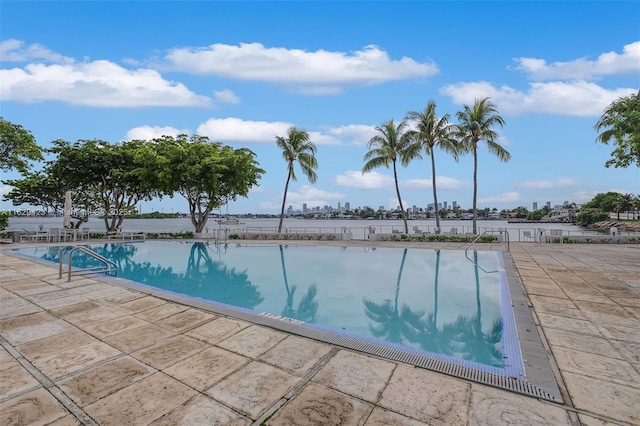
left=363, top=119, right=413, bottom=233
left=0, top=211, right=8, bottom=230
left=275, top=126, right=318, bottom=233
left=456, top=98, right=510, bottom=234
left=0, top=118, right=43, bottom=173
left=582, top=191, right=623, bottom=213
left=49, top=139, right=157, bottom=231
left=594, top=90, right=640, bottom=168
left=137, top=135, right=264, bottom=233
left=576, top=208, right=609, bottom=226
left=405, top=100, right=459, bottom=234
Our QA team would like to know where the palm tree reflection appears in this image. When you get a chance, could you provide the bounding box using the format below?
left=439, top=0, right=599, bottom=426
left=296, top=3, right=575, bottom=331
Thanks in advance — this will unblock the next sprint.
left=363, top=248, right=408, bottom=344
left=280, top=245, right=318, bottom=322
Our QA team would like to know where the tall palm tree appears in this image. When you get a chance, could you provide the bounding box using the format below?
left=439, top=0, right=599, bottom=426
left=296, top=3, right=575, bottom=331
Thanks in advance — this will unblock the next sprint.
left=616, top=193, right=634, bottom=220
left=456, top=98, right=510, bottom=234
left=363, top=119, right=412, bottom=233
left=405, top=100, right=459, bottom=234
left=276, top=126, right=318, bottom=233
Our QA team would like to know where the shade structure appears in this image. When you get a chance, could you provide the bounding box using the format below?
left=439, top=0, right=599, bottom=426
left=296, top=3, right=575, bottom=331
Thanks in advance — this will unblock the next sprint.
left=63, top=191, right=72, bottom=228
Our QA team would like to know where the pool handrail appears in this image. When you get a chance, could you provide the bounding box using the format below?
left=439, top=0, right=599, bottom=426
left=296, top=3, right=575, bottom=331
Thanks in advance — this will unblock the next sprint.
left=58, top=245, right=118, bottom=282
left=463, top=229, right=509, bottom=274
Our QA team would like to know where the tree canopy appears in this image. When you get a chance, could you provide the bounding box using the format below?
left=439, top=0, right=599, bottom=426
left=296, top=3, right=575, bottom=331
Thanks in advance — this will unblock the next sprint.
left=136, top=134, right=264, bottom=233
left=0, top=117, right=43, bottom=173
left=595, top=90, right=640, bottom=169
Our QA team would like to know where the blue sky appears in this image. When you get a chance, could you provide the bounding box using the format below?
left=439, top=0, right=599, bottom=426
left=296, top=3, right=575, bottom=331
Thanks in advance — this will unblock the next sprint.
left=1, top=1, right=639, bottom=214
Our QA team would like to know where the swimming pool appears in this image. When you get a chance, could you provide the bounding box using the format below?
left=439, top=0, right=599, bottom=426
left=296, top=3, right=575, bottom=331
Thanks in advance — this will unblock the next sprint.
left=10, top=241, right=561, bottom=401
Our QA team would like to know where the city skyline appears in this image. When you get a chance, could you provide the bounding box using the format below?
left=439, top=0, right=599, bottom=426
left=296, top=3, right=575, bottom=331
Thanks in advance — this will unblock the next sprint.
left=1, top=2, right=638, bottom=215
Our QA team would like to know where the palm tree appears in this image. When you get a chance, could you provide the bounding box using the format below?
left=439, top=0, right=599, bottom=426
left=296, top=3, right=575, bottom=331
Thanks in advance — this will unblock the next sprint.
left=280, top=245, right=319, bottom=322
left=616, top=193, right=634, bottom=220
left=456, top=98, right=510, bottom=234
left=363, top=119, right=412, bottom=233
left=405, top=100, right=459, bottom=234
left=276, top=126, right=318, bottom=233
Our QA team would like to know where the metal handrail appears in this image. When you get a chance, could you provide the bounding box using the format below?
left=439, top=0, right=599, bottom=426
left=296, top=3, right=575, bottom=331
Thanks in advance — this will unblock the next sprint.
left=462, top=229, right=509, bottom=274
left=58, top=245, right=118, bottom=282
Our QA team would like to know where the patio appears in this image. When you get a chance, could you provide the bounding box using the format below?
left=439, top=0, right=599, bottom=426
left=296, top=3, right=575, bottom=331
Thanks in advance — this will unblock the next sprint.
left=1, top=242, right=638, bottom=425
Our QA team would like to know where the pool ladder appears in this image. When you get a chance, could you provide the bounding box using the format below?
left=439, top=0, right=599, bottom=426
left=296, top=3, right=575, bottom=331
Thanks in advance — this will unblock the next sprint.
left=462, top=230, right=509, bottom=273
left=58, top=245, right=118, bottom=282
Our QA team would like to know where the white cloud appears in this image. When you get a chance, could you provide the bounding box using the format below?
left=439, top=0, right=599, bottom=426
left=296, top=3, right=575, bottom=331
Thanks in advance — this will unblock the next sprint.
left=0, top=39, right=73, bottom=63
left=404, top=176, right=469, bottom=190
left=197, top=117, right=372, bottom=145
left=125, top=125, right=190, bottom=141
left=0, top=184, right=12, bottom=197
left=321, top=124, right=377, bottom=146
left=440, top=80, right=636, bottom=116
left=335, top=171, right=393, bottom=189
left=213, top=88, right=241, bottom=104
left=516, top=178, right=580, bottom=189
left=512, top=41, right=640, bottom=80
left=164, top=43, right=438, bottom=94
left=197, top=117, right=291, bottom=143
left=0, top=61, right=210, bottom=107
left=387, top=197, right=410, bottom=210
left=478, top=192, right=523, bottom=204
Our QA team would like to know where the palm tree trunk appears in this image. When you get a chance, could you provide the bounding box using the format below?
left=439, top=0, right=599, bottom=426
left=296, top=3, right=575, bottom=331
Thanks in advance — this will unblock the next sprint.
left=434, top=249, right=440, bottom=327
left=395, top=249, right=407, bottom=314
left=278, top=169, right=292, bottom=233
left=472, top=143, right=478, bottom=235
left=431, top=151, right=440, bottom=234
left=393, top=161, right=409, bottom=233
left=279, top=245, right=293, bottom=311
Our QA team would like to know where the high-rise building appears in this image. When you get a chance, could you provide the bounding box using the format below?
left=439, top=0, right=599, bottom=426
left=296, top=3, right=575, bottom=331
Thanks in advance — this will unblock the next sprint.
left=303, top=203, right=308, bottom=213
left=443, top=201, right=448, bottom=209
left=452, top=201, right=458, bottom=209
left=338, top=202, right=341, bottom=211
left=533, top=202, right=538, bottom=211
left=287, top=205, right=293, bottom=216
left=546, top=201, right=551, bottom=208
left=345, top=202, right=350, bottom=211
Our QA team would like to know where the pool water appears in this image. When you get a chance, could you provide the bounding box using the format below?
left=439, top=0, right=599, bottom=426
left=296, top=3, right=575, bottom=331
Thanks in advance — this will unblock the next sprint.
left=14, top=242, right=522, bottom=374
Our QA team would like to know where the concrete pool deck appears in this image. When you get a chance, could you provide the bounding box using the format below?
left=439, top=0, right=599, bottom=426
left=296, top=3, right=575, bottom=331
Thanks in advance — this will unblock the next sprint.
left=0, top=241, right=639, bottom=425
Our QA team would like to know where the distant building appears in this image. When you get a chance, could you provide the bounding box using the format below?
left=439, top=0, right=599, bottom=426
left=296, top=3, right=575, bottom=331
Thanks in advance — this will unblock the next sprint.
left=287, top=205, right=293, bottom=216
left=443, top=201, right=448, bottom=209
left=345, top=202, right=350, bottom=211
left=546, top=201, right=551, bottom=208
left=452, top=201, right=458, bottom=209
left=303, top=203, right=308, bottom=214
left=533, top=202, right=538, bottom=211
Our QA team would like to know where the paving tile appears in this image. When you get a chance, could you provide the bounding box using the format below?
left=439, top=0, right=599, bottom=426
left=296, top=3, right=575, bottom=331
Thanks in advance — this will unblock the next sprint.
left=47, top=415, right=82, bottom=426
left=134, top=302, right=189, bottom=322
left=574, top=300, right=633, bottom=316
left=0, top=347, right=19, bottom=370
left=150, top=395, right=251, bottom=426
left=563, top=371, right=640, bottom=425
left=577, top=413, right=623, bottom=426
left=0, top=364, right=40, bottom=399
left=610, top=339, right=640, bottom=364
left=157, top=308, right=216, bottom=332
left=544, top=328, right=623, bottom=359
left=119, top=296, right=167, bottom=314
left=365, top=407, right=432, bottom=426
left=218, top=325, right=288, bottom=358
left=37, top=295, right=92, bottom=310
left=83, top=315, right=149, bottom=338
left=57, top=356, right=154, bottom=407
left=378, top=364, right=470, bottom=426
left=553, top=347, right=640, bottom=388
left=312, top=350, right=395, bottom=403
left=0, top=388, right=69, bottom=426
left=18, top=330, right=97, bottom=362
left=468, top=383, right=571, bottom=425
left=596, top=323, right=640, bottom=342
left=84, top=372, right=196, bottom=425
left=164, top=346, right=250, bottom=391
left=49, top=300, right=102, bottom=317
left=102, top=323, right=173, bottom=352
left=2, top=319, right=76, bottom=345
left=0, top=311, right=56, bottom=332
left=536, top=312, right=602, bottom=335
left=258, top=335, right=332, bottom=374
left=95, top=290, right=145, bottom=307
left=206, top=361, right=300, bottom=419
left=268, top=383, right=373, bottom=425
left=186, top=316, right=251, bottom=344
left=64, top=305, right=129, bottom=328
left=0, top=302, right=43, bottom=319
left=33, top=341, right=121, bottom=379
left=131, top=335, right=209, bottom=370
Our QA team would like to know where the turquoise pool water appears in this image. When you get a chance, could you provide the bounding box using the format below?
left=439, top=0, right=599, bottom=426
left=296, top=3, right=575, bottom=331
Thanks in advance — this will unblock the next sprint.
left=13, top=242, right=523, bottom=374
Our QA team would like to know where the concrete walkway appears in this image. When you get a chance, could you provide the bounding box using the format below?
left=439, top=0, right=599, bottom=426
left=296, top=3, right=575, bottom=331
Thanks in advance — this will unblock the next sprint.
left=0, top=242, right=638, bottom=425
